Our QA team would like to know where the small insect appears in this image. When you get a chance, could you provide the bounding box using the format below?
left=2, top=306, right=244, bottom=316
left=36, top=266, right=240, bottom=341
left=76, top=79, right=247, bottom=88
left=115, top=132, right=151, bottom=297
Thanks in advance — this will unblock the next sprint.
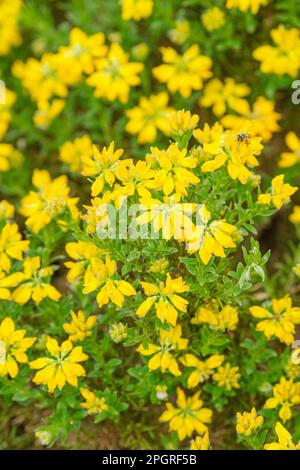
left=237, top=133, right=250, bottom=144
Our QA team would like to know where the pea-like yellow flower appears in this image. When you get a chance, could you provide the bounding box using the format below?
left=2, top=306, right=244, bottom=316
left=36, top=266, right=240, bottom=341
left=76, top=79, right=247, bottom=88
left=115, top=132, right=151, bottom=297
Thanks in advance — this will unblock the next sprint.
left=0, top=89, right=16, bottom=139
left=168, top=20, right=190, bottom=45
left=81, top=142, right=124, bottom=197
left=190, top=431, right=210, bottom=450
left=213, top=363, right=240, bottom=390
left=264, top=422, right=300, bottom=450
left=258, top=175, right=297, bottom=209
left=148, top=143, right=199, bottom=197
left=80, top=388, right=108, bottom=415
left=194, top=124, right=263, bottom=183
left=59, top=134, right=93, bottom=173
left=180, top=354, right=224, bottom=388
left=120, top=0, right=153, bottom=21
left=19, top=169, right=78, bottom=233
left=201, top=7, right=225, bottom=31
left=290, top=207, right=300, bottom=225
left=125, top=93, right=173, bottom=144
left=63, top=310, right=96, bottom=342
left=0, top=143, right=23, bottom=172
left=200, top=78, right=250, bottom=117
left=0, top=317, right=35, bottom=378
left=153, top=45, right=212, bottom=98
left=185, top=205, right=237, bottom=265
left=65, top=241, right=104, bottom=283
left=58, top=28, right=107, bottom=76
left=0, top=223, right=29, bottom=272
left=279, top=132, right=300, bottom=168
left=0, top=0, right=22, bottom=56
left=136, top=195, right=195, bottom=241
left=253, top=25, right=300, bottom=77
left=87, top=43, right=144, bottom=103
left=169, top=110, right=199, bottom=137
left=249, top=295, right=300, bottom=345
left=33, top=99, right=65, bottom=129
left=115, top=160, right=159, bottom=199
left=0, top=270, right=24, bottom=300
left=83, top=255, right=136, bottom=308
left=137, top=325, right=188, bottom=376
left=159, top=388, right=212, bottom=440
left=30, top=337, right=88, bottom=393
left=221, top=97, right=281, bottom=143
left=12, top=256, right=61, bottom=305
left=0, top=200, right=15, bottom=221
left=136, top=273, right=189, bottom=326
left=236, top=408, right=263, bottom=436
left=226, top=0, right=268, bottom=14
left=264, top=377, right=300, bottom=422
left=191, top=302, right=238, bottom=331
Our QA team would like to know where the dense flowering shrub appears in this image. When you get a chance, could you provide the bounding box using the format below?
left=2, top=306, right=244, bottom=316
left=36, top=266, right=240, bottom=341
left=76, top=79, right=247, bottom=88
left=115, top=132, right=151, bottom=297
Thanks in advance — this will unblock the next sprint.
left=0, top=0, right=300, bottom=451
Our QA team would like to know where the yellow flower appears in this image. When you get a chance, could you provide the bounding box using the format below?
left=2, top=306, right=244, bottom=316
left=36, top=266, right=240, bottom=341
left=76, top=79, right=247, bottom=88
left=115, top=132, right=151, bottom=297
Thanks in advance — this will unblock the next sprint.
left=109, top=322, right=127, bottom=343
left=0, top=270, right=24, bottom=300
left=201, top=7, right=225, bottom=31
left=87, top=42, right=144, bottom=103
left=12, top=256, right=61, bottom=305
left=180, top=354, right=224, bottom=388
left=63, top=310, right=96, bottom=342
left=190, top=431, right=210, bottom=450
left=213, top=363, right=240, bottom=390
left=58, top=27, right=107, bottom=76
left=221, top=97, right=280, bottom=143
left=115, top=160, right=158, bottom=199
left=65, top=241, right=104, bottom=283
left=81, top=192, right=115, bottom=233
left=159, top=388, right=212, bottom=440
left=200, top=78, right=250, bottom=117
left=33, top=99, right=65, bottom=129
left=0, top=143, right=23, bottom=172
left=136, top=195, right=195, bottom=241
left=137, top=273, right=189, bottom=326
left=279, top=132, right=300, bottom=168
left=249, top=296, right=300, bottom=345
left=0, top=200, right=15, bottom=220
left=185, top=205, right=237, bottom=265
left=153, top=45, right=212, bottom=98
left=0, top=0, right=22, bottom=56
left=253, top=25, right=300, bottom=77
left=83, top=255, right=136, bottom=308
left=168, top=21, right=190, bottom=45
left=0, top=317, right=35, bottom=378
left=30, top=337, right=88, bottom=393
left=289, top=206, right=300, bottom=225
left=258, top=175, right=297, bottom=209
left=191, top=302, right=238, bottom=331
left=125, top=93, right=173, bottom=144
left=148, top=143, right=199, bottom=197
left=137, top=325, right=188, bottom=376
left=120, top=0, right=153, bottom=21
left=236, top=408, right=263, bottom=436
left=169, top=110, right=199, bottom=137
left=194, top=124, right=263, bottom=183
left=0, top=89, right=16, bottom=139
left=226, top=0, right=268, bottom=14
left=0, top=223, right=29, bottom=272
left=59, top=134, right=93, bottom=173
left=265, top=422, right=300, bottom=450
left=19, top=169, right=78, bottom=233
left=81, top=141, right=124, bottom=197
left=80, top=388, right=108, bottom=415
left=264, top=377, right=300, bottom=422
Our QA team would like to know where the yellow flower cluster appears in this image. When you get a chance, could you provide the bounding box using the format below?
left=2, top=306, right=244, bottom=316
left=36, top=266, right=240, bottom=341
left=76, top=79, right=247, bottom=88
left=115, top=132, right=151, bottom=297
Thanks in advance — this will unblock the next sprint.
left=0, top=0, right=22, bottom=56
